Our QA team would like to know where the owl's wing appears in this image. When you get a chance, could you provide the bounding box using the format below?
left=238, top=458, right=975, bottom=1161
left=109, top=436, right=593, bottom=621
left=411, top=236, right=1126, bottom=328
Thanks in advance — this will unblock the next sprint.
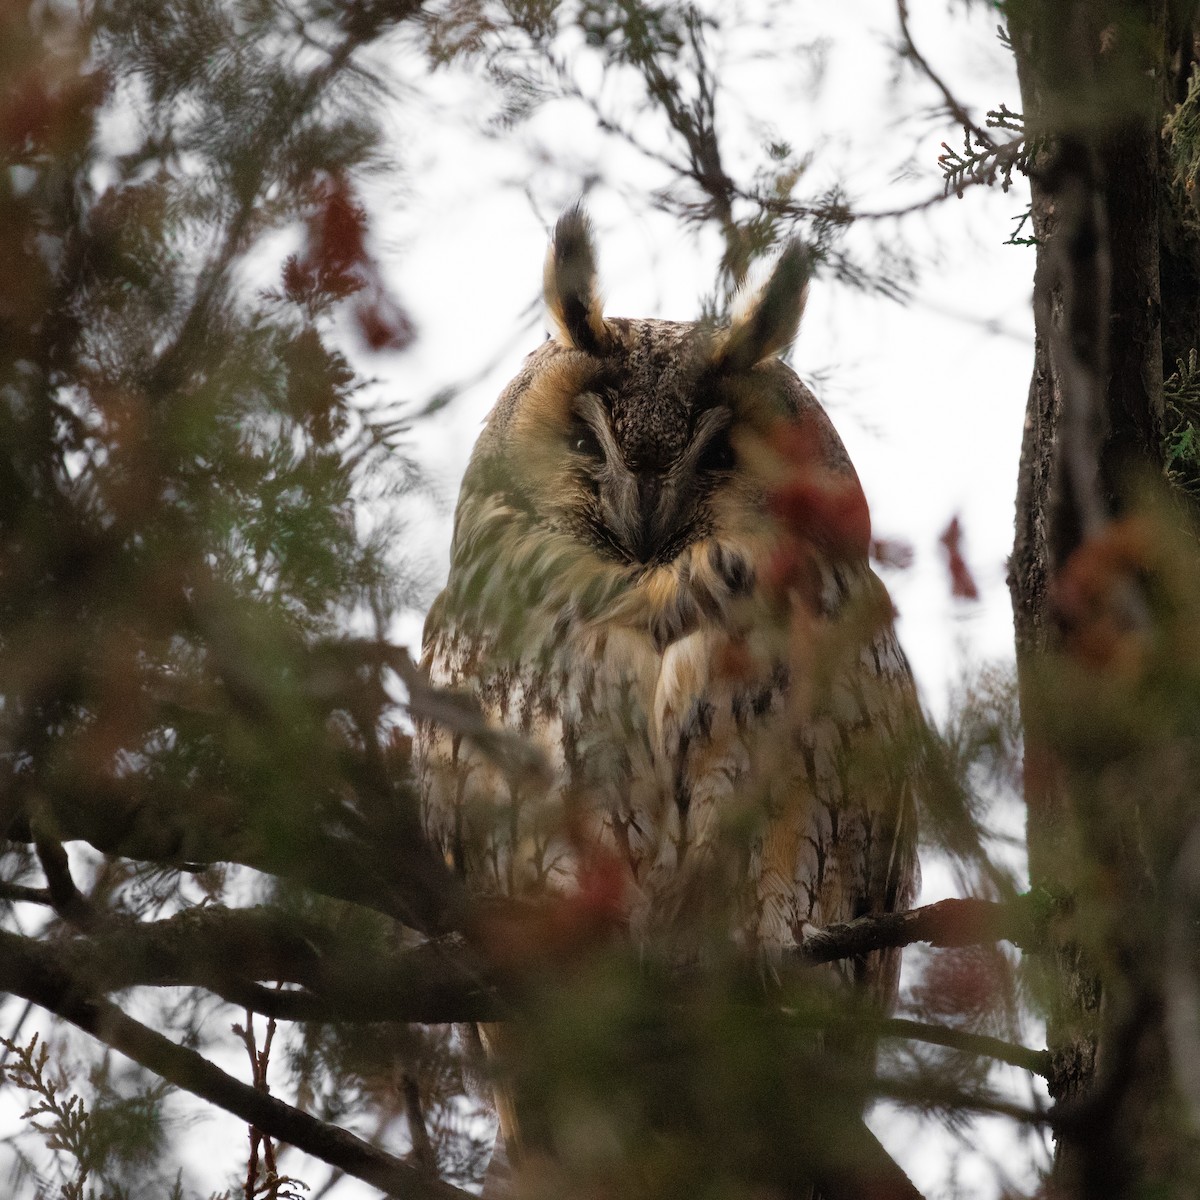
left=416, top=590, right=564, bottom=898
left=777, top=564, right=922, bottom=1002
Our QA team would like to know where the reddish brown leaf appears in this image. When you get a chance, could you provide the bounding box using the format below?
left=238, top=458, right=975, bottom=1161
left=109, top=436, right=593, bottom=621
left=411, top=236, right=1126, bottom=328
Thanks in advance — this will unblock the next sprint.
left=767, top=476, right=872, bottom=560
left=281, top=254, right=315, bottom=304
left=1053, top=516, right=1153, bottom=671
left=939, top=515, right=979, bottom=600
left=764, top=416, right=872, bottom=561
left=315, top=175, right=368, bottom=273
left=354, top=289, right=415, bottom=352
left=282, top=173, right=415, bottom=351
left=910, top=943, right=1015, bottom=1027
left=475, top=851, right=630, bottom=973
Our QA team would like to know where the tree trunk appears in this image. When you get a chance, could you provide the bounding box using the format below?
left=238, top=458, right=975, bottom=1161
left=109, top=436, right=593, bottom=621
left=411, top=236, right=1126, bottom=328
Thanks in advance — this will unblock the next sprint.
left=1007, top=2, right=1200, bottom=1195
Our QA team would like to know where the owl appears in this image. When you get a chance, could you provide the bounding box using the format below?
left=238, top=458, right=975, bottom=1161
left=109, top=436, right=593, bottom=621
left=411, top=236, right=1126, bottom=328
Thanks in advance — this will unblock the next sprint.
left=414, top=209, right=921, bottom=1184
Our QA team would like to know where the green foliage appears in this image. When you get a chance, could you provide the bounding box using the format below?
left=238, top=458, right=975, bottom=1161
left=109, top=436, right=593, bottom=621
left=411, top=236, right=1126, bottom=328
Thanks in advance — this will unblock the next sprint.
left=508, top=951, right=868, bottom=1200
left=1164, top=349, right=1200, bottom=498
left=1164, top=63, right=1200, bottom=210
left=1, top=0, right=416, bottom=899
left=1, top=1034, right=174, bottom=1199
left=3, top=1035, right=94, bottom=1199
left=288, top=1019, right=492, bottom=1188
left=1003, top=205, right=1037, bottom=247
left=938, top=106, right=1030, bottom=206
left=922, top=662, right=1026, bottom=895
left=0, top=0, right=438, bottom=1191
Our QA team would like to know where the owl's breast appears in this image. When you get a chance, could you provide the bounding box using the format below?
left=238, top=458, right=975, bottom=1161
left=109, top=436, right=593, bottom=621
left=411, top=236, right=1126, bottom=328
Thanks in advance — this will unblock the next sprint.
left=417, top=522, right=913, bottom=948
left=567, top=585, right=782, bottom=889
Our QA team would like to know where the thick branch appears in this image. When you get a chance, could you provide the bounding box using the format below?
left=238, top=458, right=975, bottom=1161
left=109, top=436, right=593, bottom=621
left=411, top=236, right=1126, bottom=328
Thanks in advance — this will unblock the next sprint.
left=0, top=895, right=1036, bottom=1031
left=797, top=896, right=1034, bottom=964
left=0, top=926, right=471, bottom=1199
left=4, top=769, right=471, bottom=938
left=38, top=905, right=501, bottom=1023
left=0, top=897, right=1056, bottom=1198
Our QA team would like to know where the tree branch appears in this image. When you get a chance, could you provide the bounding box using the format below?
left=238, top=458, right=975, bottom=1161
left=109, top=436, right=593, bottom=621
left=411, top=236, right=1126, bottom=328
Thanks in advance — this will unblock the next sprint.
left=0, top=925, right=472, bottom=1199
left=797, top=895, right=1035, bottom=963
left=33, top=834, right=96, bottom=929
left=896, top=0, right=995, bottom=148
left=38, top=905, right=501, bottom=1023
left=879, top=1016, right=1051, bottom=1077
left=0, top=881, right=52, bottom=906
left=0, top=895, right=1055, bottom=1195
left=4, top=766, right=472, bottom=938
left=0, top=894, right=1038, bottom=1033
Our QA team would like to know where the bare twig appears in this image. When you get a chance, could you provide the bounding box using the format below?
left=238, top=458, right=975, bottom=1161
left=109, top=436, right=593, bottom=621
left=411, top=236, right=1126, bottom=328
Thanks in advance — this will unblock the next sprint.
left=402, top=1073, right=437, bottom=1179
left=896, top=0, right=994, bottom=148
left=879, top=1016, right=1051, bottom=1077
left=33, top=835, right=96, bottom=930
left=0, top=881, right=52, bottom=906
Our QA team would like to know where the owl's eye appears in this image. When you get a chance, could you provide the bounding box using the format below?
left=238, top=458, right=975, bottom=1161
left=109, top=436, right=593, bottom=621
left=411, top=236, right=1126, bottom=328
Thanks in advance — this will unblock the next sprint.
left=698, top=431, right=735, bottom=473
left=571, top=424, right=603, bottom=459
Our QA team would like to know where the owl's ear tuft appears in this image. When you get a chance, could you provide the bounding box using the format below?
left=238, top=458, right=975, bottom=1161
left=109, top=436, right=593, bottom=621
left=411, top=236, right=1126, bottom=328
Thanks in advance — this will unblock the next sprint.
left=716, top=241, right=810, bottom=372
left=544, top=206, right=613, bottom=356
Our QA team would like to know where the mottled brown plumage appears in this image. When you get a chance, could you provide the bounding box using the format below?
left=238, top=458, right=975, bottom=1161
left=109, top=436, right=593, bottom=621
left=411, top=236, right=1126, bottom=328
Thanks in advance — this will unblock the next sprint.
left=414, top=211, right=922, bottom=1184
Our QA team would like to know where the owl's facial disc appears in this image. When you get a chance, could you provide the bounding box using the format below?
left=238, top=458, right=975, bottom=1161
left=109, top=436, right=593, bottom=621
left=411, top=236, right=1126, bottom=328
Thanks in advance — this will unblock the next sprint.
left=571, top=392, right=733, bottom=565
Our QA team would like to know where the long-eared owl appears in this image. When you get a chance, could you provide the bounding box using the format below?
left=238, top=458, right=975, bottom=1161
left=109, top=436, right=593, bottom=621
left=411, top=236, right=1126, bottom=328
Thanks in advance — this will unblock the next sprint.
left=416, top=209, right=920, bottom=992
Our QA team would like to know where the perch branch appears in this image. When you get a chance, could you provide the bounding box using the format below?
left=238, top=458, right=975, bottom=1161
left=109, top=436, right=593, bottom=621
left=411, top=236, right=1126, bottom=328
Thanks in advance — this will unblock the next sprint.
left=0, top=896, right=1037, bottom=1028
left=797, top=895, right=1034, bottom=963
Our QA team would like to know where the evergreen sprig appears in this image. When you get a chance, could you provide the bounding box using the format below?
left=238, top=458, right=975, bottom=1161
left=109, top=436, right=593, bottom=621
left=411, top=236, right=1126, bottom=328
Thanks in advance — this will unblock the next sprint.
left=1164, top=62, right=1200, bottom=210
left=2, top=1034, right=93, bottom=1199
left=938, top=106, right=1029, bottom=198
left=1164, top=349, right=1200, bottom=497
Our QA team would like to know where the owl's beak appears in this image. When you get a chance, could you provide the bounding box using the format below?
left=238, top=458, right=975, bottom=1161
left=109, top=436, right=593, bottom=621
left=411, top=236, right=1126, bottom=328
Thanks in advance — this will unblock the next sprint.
left=599, top=468, right=687, bottom=565
left=631, top=473, right=690, bottom=564
left=630, top=474, right=663, bottom=562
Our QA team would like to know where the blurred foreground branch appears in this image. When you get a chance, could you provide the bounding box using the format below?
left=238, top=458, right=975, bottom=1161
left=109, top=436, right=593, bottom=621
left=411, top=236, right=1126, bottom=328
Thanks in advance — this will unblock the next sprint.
left=0, top=926, right=472, bottom=1199
left=0, top=894, right=1038, bottom=1026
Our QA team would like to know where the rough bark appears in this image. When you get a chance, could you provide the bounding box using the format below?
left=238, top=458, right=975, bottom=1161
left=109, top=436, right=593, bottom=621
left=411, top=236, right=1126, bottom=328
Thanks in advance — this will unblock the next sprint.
left=1007, top=2, right=1200, bottom=1195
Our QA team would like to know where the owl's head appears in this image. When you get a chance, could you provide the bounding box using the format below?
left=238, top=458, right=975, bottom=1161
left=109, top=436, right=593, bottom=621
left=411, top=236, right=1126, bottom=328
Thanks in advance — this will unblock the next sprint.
left=463, top=208, right=861, bottom=573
